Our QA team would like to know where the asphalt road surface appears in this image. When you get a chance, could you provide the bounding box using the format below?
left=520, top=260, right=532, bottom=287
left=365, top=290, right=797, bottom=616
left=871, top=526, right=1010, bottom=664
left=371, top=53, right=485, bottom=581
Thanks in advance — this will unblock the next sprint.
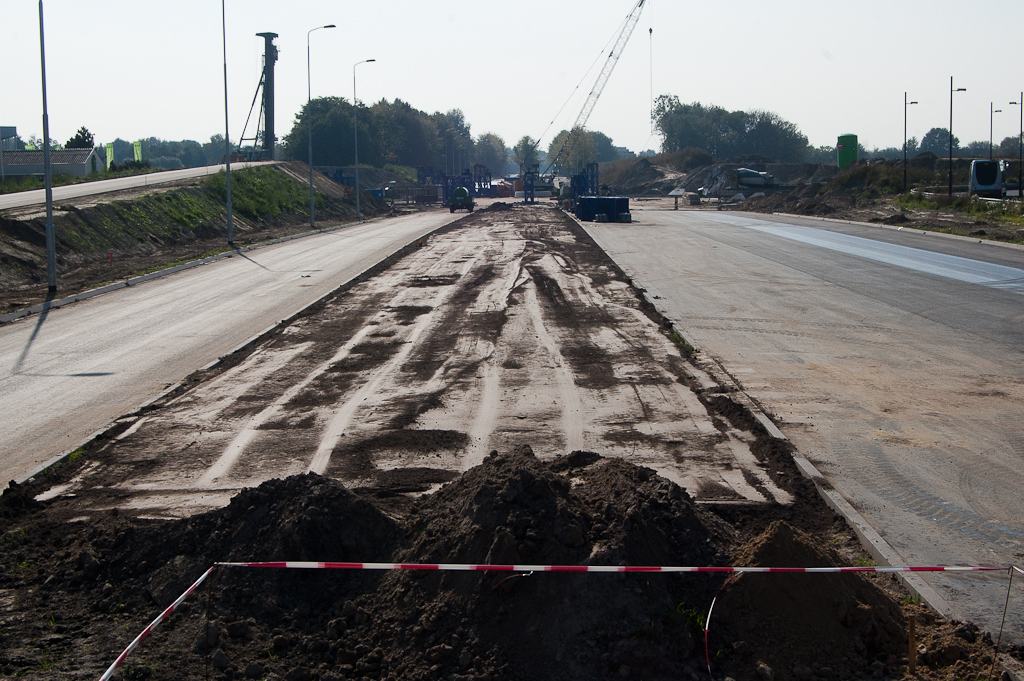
left=0, top=211, right=455, bottom=484
left=586, top=208, right=1024, bottom=640
left=0, top=161, right=275, bottom=211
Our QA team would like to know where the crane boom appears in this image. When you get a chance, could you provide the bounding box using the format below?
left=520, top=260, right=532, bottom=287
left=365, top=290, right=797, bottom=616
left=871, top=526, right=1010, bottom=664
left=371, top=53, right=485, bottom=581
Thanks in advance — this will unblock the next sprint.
left=544, top=0, right=646, bottom=176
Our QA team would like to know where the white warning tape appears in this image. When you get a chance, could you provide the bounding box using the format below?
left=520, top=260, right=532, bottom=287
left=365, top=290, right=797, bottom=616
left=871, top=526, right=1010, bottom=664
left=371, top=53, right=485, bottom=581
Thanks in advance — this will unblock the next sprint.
left=215, top=561, right=1009, bottom=574
left=98, top=566, right=214, bottom=681
left=98, top=562, right=1021, bottom=680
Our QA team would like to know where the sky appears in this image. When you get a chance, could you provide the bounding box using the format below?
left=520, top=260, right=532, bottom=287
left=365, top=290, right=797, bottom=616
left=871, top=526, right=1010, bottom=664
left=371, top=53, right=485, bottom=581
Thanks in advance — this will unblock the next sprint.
left=2, top=0, right=1023, bottom=157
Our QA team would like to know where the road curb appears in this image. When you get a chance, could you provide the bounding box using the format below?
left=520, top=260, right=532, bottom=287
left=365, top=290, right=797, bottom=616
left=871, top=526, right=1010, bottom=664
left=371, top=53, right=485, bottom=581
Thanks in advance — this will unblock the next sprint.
left=0, top=215, right=387, bottom=326
left=11, top=214, right=453, bottom=486
left=772, top=212, right=1024, bottom=253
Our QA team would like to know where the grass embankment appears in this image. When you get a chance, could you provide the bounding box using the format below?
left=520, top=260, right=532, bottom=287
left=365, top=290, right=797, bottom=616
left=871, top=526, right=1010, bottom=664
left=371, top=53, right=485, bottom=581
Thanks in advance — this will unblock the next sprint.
left=0, top=165, right=377, bottom=311
left=10, top=166, right=324, bottom=255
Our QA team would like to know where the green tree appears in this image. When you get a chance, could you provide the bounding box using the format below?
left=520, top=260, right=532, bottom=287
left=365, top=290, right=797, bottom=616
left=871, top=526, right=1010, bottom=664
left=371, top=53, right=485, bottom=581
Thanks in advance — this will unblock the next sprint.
left=65, top=126, right=94, bottom=149
left=512, top=136, right=539, bottom=171
left=546, top=128, right=621, bottom=173
left=474, top=132, right=508, bottom=174
left=920, top=128, right=957, bottom=157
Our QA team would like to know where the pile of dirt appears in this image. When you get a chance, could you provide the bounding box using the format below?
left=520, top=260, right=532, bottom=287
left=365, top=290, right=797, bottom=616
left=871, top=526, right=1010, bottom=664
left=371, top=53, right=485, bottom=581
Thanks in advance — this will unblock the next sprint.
left=714, top=521, right=907, bottom=680
left=0, top=446, right=1010, bottom=681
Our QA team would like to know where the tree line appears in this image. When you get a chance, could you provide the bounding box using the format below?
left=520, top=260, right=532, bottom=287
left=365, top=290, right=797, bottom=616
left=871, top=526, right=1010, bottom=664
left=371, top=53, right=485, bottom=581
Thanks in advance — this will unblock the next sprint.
left=283, top=97, right=516, bottom=176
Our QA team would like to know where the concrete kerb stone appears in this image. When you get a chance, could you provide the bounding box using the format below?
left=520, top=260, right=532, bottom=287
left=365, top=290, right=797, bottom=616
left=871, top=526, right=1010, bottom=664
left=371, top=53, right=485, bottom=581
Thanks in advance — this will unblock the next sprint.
left=11, top=214, right=444, bottom=487
left=0, top=215, right=388, bottom=326
left=772, top=212, right=1024, bottom=253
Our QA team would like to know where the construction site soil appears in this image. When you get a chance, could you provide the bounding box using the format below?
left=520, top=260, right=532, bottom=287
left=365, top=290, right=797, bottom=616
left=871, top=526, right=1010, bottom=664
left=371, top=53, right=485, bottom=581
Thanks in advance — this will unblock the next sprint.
left=0, top=450, right=1006, bottom=681
left=1, top=203, right=1016, bottom=680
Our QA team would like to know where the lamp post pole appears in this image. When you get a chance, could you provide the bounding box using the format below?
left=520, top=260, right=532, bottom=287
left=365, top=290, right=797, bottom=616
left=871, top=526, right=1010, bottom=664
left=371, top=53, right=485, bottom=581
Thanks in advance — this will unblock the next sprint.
left=904, top=93, right=917, bottom=193
left=38, top=0, right=56, bottom=293
left=1011, top=94, right=1023, bottom=201
left=949, top=77, right=966, bottom=196
left=353, top=59, right=375, bottom=221
left=221, top=0, right=234, bottom=246
left=990, top=103, right=1002, bottom=159
left=307, top=24, right=335, bottom=230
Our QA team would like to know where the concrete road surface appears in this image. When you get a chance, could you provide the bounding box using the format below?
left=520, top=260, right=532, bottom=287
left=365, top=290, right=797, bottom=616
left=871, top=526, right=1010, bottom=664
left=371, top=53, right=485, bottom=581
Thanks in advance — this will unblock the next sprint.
left=0, top=161, right=275, bottom=211
left=0, top=211, right=455, bottom=484
left=586, top=209, right=1024, bottom=640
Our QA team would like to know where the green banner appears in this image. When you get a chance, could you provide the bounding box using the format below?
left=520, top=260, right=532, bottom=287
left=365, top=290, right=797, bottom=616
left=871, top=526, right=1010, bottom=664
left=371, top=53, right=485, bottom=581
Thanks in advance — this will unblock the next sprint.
left=106, top=143, right=114, bottom=170
left=133, top=141, right=142, bottom=162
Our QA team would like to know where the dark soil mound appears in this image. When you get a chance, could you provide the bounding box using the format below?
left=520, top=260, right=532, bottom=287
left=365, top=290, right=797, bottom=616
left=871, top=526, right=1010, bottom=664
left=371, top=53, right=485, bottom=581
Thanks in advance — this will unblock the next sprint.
left=712, top=521, right=907, bottom=680
left=0, top=479, right=42, bottom=520
left=0, top=451, right=1008, bottom=681
left=358, top=445, right=722, bottom=680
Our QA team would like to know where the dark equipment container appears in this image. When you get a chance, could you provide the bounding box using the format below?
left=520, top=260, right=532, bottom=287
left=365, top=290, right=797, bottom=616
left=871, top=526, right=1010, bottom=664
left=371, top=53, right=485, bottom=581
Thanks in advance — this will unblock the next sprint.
left=575, top=196, right=630, bottom=222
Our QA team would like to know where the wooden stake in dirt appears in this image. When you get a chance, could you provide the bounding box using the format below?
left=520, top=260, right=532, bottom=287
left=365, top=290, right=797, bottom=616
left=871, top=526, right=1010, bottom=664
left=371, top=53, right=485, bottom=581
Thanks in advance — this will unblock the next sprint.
left=908, top=614, right=916, bottom=673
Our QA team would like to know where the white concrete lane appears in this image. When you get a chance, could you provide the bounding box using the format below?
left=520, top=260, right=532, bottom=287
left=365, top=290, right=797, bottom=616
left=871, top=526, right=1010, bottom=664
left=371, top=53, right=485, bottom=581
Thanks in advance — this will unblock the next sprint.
left=0, top=211, right=455, bottom=483
left=0, top=161, right=275, bottom=211
left=586, top=209, right=1024, bottom=639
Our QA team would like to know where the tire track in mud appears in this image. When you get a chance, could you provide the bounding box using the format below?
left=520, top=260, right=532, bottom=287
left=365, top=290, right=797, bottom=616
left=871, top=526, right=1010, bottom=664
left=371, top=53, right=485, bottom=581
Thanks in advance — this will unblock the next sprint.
left=523, top=277, right=585, bottom=452
left=307, top=255, right=479, bottom=475
left=63, top=204, right=796, bottom=516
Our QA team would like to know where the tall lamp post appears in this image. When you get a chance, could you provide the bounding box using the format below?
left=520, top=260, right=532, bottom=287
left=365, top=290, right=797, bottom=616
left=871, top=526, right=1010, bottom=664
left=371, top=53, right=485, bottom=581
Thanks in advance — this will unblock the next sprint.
left=353, top=58, right=375, bottom=221
left=904, top=93, right=917, bottom=193
left=1011, top=94, right=1023, bottom=201
left=990, top=103, right=1002, bottom=159
left=38, top=0, right=57, bottom=293
left=949, top=77, right=966, bottom=196
left=306, top=24, right=336, bottom=230
left=221, top=0, right=234, bottom=246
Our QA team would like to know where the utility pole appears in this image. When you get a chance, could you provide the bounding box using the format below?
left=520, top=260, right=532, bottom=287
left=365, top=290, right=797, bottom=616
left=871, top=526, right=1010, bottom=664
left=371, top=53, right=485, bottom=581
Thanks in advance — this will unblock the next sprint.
left=904, top=93, right=917, bottom=193
left=39, top=0, right=57, bottom=293
left=949, top=77, right=966, bottom=197
left=222, top=0, right=234, bottom=246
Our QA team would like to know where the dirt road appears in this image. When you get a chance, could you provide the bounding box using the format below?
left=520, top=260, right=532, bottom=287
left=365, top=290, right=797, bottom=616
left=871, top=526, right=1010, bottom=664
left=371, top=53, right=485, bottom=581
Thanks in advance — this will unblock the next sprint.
left=53, top=203, right=791, bottom=518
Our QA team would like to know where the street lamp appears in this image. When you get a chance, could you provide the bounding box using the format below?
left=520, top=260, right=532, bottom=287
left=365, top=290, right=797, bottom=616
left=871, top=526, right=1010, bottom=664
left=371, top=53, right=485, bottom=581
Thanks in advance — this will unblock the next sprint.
left=1010, top=94, right=1023, bottom=201
left=990, top=102, right=1002, bottom=159
left=353, top=58, right=375, bottom=221
left=307, top=24, right=336, bottom=230
left=949, top=77, right=966, bottom=196
left=904, top=93, right=917, bottom=193
left=221, top=0, right=234, bottom=246
left=38, top=0, right=56, bottom=293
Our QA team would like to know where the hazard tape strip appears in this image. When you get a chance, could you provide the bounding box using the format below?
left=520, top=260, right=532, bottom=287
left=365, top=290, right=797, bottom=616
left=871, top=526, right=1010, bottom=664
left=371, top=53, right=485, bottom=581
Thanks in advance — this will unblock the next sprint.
left=98, top=566, right=215, bottom=681
left=99, top=562, right=1021, bottom=681
left=215, top=561, right=1009, bottom=574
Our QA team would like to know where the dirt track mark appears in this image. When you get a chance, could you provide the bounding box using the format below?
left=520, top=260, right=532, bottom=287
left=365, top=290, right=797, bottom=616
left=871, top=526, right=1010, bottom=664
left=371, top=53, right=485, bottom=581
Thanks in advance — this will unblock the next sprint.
left=62, top=204, right=788, bottom=516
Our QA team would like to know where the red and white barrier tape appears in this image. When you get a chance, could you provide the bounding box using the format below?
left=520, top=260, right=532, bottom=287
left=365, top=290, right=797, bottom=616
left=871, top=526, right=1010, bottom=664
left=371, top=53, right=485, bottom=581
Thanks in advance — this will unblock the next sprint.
left=98, top=566, right=214, bottom=681
left=98, top=562, right=1021, bottom=681
left=215, top=561, right=1008, bottom=574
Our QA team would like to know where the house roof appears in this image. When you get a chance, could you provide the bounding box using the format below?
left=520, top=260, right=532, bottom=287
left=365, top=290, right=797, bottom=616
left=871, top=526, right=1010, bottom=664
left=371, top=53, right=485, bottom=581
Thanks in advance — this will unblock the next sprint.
left=0, top=148, right=96, bottom=165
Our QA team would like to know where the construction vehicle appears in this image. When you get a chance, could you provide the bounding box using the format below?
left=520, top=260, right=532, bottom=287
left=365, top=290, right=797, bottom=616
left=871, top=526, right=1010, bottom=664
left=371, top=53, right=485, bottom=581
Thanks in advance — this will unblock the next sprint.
left=737, top=168, right=776, bottom=187
left=448, top=185, right=474, bottom=213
